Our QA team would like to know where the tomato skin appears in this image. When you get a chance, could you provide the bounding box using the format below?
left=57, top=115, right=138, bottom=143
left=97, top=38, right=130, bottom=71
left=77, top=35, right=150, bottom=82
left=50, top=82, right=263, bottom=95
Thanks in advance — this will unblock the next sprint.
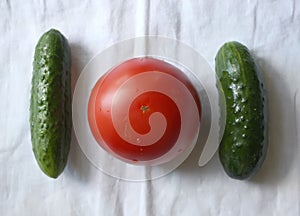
left=88, top=57, right=201, bottom=163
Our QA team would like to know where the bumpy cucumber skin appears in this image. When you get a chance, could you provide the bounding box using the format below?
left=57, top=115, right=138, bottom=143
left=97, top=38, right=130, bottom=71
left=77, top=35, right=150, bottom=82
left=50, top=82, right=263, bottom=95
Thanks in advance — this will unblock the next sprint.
left=30, top=29, right=71, bottom=178
left=215, top=41, right=267, bottom=180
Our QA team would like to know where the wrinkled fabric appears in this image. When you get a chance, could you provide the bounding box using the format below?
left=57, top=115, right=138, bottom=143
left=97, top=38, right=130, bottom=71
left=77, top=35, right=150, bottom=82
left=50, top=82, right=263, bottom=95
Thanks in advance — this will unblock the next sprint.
left=0, top=0, right=299, bottom=215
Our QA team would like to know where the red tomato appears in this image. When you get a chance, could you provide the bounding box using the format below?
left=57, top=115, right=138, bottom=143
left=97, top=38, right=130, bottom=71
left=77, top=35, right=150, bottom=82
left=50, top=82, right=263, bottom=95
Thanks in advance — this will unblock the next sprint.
left=88, top=57, right=201, bottom=163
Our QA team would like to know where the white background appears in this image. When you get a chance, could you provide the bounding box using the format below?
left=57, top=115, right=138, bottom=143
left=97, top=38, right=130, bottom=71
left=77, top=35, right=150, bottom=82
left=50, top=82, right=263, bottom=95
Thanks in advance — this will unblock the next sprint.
left=0, top=0, right=299, bottom=215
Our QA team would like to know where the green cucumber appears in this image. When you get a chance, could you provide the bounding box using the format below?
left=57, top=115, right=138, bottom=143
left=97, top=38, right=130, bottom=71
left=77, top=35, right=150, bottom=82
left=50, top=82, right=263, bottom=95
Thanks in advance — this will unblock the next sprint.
left=215, top=41, right=267, bottom=180
left=30, top=29, right=71, bottom=178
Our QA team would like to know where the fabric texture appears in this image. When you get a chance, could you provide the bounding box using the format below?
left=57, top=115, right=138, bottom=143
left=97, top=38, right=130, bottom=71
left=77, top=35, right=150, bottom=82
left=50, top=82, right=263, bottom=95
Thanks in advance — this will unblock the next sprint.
left=0, top=0, right=299, bottom=215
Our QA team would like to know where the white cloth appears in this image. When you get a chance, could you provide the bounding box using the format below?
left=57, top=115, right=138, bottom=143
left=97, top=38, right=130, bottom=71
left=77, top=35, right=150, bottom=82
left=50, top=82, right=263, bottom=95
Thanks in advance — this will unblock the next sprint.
left=0, top=0, right=299, bottom=215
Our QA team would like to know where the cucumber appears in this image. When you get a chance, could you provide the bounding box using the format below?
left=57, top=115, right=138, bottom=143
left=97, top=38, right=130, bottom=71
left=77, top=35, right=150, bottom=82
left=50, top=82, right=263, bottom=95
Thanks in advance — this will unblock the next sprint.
left=30, top=29, right=71, bottom=178
left=215, top=41, right=267, bottom=180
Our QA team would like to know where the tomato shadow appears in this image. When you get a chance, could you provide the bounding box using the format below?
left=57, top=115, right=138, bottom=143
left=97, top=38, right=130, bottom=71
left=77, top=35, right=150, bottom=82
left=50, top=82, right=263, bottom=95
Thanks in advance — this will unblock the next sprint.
left=174, top=88, right=224, bottom=181
left=175, top=140, right=223, bottom=182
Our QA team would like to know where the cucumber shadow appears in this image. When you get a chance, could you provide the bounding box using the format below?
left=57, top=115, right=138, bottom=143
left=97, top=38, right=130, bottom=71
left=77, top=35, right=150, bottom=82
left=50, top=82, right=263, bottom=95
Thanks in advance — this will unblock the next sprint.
left=175, top=57, right=298, bottom=186
left=70, top=42, right=91, bottom=95
left=65, top=42, right=95, bottom=182
left=248, top=57, right=298, bottom=185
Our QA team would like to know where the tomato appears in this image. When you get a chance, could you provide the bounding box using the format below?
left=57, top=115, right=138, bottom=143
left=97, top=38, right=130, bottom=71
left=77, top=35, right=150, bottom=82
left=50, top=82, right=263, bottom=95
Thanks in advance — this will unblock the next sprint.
left=88, top=57, right=201, bottom=164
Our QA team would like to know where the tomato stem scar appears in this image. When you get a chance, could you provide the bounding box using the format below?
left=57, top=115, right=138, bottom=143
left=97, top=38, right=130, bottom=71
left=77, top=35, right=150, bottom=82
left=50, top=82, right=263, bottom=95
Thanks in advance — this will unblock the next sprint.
left=140, top=105, right=150, bottom=114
